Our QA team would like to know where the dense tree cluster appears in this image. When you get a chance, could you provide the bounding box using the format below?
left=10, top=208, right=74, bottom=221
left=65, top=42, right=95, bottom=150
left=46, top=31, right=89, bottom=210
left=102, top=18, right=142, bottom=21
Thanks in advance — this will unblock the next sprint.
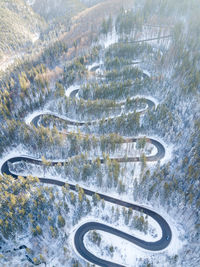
left=79, top=80, right=132, bottom=100
left=0, top=0, right=200, bottom=266
left=101, top=15, right=112, bottom=35
left=106, top=42, right=153, bottom=60
left=0, top=174, right=67, bottom=264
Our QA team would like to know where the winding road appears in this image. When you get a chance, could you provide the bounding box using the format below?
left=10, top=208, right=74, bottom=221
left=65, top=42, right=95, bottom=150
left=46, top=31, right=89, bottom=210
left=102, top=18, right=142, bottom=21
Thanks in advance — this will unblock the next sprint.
left=1, top=78, right=172, bottom=266
left=31, top=96, right=155, bottom=128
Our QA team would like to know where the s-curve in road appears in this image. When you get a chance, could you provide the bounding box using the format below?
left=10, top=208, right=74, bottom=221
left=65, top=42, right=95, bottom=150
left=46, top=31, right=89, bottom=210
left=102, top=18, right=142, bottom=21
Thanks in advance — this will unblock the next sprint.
left=1, top=141, right=171, bottom=267
left=0, top=85, right=171, bottom=266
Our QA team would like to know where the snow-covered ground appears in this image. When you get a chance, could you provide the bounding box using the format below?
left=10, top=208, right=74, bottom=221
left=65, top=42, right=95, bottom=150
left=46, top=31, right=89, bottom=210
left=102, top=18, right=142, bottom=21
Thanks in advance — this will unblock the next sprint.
left=25, top=109, right=44, bottom=125
left=0, top=31, right=39, bottom=72
left=138, top=134, right=173, bottom=165
left=31, top=32, right=40, bottom=43
left=7, top=140, right=157, bottom=178
left=65, top=84, right=80, bottom=97
left=0, top=145, right=29, bottom=174
left=69, top=199, right=183, bottom=267
left=99, top=23, right=171, bottom=50
left=24, top=104, right=148, bottom=128
left=134, top=95, right=159, bottom=108
left=0, top=52, right=24, bottom=72
left=0, top=23, right=183, bottom=267
left=100, top=27, right=119, bottom=49
left=87, top=62, right=101, bottom=71
left=25, top=0, right=36, bottom=5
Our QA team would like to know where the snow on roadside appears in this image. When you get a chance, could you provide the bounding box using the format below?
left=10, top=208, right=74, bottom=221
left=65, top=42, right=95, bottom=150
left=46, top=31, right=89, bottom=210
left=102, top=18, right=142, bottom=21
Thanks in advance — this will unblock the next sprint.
left=87, top=62, right=100, bottom=71
left=138, top=134, right=173, bottom=164
left=7, top=152, right=178, bottom=257
left=84, top=231, right=149, bottom=266
left=25, top=109, right=91, bottom=126
left=69, top=195, right=183, bottom=267
left=69, top=209, right=162, bottom=267
left=24, top=105, right=149, bottom=126
left=24, top=109, right=44, bottom=125
left=134, top=95, right=159, bottom=109
left=142, top=69, right=151, bottom=77
left=0, top=146, right=29, bottom=175
left=0, top=22, right=182, bottom=267
left=65, top=84, right=80, bottom=97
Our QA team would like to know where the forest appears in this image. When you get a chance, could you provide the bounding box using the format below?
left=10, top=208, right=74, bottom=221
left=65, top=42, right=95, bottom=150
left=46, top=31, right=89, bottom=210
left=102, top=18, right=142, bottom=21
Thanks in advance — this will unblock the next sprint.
left=0, top=0, right=199, bottom=266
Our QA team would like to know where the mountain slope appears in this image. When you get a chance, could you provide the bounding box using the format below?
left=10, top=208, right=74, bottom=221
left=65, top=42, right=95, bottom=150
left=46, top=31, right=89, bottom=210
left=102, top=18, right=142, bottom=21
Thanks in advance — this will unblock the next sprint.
left=27, top=0, right=86, bottom=21
left=0, top=0, right=46, bottom=58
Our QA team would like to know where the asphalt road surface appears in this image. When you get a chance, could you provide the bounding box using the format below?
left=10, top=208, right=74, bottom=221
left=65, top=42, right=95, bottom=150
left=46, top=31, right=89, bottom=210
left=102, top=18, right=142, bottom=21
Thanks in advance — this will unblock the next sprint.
left=0, top=88, right=172, bottom=266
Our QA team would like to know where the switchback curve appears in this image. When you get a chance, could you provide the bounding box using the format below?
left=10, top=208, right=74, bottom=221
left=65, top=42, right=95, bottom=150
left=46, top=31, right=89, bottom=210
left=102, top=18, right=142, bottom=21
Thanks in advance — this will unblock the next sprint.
left=0, top=82, right=172, bottom=267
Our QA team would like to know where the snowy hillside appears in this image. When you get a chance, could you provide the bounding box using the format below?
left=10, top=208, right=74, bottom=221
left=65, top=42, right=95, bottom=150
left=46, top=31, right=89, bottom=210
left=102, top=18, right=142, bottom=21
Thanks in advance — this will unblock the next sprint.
left=0, top=0, right=199, bottom=267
